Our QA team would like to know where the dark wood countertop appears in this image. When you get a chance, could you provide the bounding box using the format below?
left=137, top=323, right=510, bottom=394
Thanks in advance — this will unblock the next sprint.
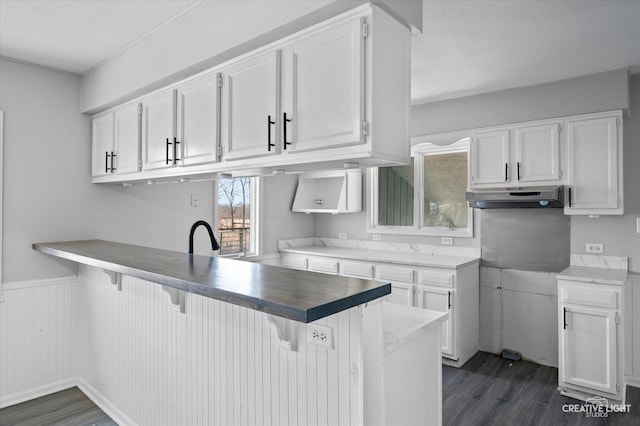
left=33, top=240, right=390, bottom=323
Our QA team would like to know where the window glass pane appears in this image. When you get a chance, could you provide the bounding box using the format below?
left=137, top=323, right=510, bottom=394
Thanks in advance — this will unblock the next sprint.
left=217, top=177, right=251, bottom=255
left=423, top=152, right=468, bottom=228
left=377, top=158, right=414, bottom=226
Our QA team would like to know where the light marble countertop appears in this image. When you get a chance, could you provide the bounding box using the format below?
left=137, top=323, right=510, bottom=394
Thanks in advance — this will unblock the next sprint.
left=279, top=245, right=479, bottom=269
left=381, top=302, right=448, bottom=355
left=557, top=266, right=628, bottom=286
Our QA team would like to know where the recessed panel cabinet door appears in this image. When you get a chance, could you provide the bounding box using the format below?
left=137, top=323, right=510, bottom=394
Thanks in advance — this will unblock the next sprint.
left=114, top=103, right=141, bottom=175
left=222, top=51, right=280, bottom=161
left=565, top=115, right=620, bottom=213
left=561, top=305, right=617, bottom=395
left=515, top=123, right=561, bottom=182
left=142, top=89, right=176, bottom=170
left=282, top=18, right=364, bottom=153
left=177, top=73, right=220, bottom=166
left=416, top=286, right=454, bottom=358
left=383, top=282, right=414, bottom=306
left=92, top=112, right=115, bottom=177
left=470, top=130, right=510, bottom=186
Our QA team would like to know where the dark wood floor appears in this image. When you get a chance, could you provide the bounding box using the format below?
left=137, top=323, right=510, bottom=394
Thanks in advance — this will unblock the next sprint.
left=443, top=351, right=640, bottom=426
left=0, top=387, right=116, bottom=426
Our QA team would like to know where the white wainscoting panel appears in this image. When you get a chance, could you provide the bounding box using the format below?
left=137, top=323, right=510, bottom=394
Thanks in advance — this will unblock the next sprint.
left=0, top=276, right=77, bottom=408
left=76, top=265, right=364, bottom=426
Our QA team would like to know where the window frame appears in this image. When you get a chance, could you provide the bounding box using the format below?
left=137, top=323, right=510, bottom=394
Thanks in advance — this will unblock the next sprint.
left=368, top=137, right=474, bottom=238
left=213, top=176, right=262, bottom=258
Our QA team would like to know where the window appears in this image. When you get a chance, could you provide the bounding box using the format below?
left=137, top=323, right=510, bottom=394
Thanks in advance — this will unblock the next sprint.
left=216, top=177, right=260, bottom=256
left=370, top=138, right=473, bottom=237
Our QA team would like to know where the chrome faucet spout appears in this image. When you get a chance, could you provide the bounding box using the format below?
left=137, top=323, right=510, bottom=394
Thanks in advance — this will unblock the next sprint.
left=189, top=220, right=219, bottom=254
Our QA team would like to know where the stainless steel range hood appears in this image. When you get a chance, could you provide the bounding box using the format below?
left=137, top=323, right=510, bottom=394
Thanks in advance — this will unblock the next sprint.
left=466, top=186, right=564, bottom=209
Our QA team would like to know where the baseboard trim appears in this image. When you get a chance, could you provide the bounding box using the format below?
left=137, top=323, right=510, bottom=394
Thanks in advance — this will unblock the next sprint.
left=0, top=377, right=76, bottom=409
left=2, top=275, right=78, bottom=291
left=77, top=378, right=137, bottom=426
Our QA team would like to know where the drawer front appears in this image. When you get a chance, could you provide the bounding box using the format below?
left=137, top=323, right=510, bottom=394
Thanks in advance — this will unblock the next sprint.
left=417, top=268, right=456, bottom=288
left=559, top=280, right=619, bottom=309
left=281, top=254, right=307, bottom=270
left=340, top=261, right=374, bottom=279
left=376, top=265, right=415, bottom=284
left=308, top=258, right=338, bottom=275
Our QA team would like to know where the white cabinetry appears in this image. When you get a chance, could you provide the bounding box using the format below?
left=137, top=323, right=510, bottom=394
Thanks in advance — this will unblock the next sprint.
left=92, top=104, right=141, bottom=177
left=470, top=122, right=561, bottom=188
left=141, top=89, right=177, bottom=171
left=558, top=278, right=625, bottom=402
left=222, top=51, right=280, bottom=161
left=278, top=250, right=479, bottom=366
left=565, top=111, right=623, bottom=215
left=177, top=72, right=221, bottom=166
left=281, top=17, right=364, bottom=153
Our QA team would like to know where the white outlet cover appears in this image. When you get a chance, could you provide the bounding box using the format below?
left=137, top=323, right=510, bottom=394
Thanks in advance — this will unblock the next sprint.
left=586, top=243, right=604, bottom=254
left=338, top=233, right=347, bottom=240
left=307, top=323, right=334, bottom=349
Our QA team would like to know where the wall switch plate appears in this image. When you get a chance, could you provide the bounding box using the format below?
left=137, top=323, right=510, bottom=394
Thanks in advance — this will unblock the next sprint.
left=372, top=233, right=382, bottom=241
left=441, top=237, right=453, bottom=245
left=338, top=233, right=347, bottom=240
left=190, top=193, right=199, bottom=207
left=586, top=243, right=604, bottom=254
left=307, top=323, right=334, bottom=349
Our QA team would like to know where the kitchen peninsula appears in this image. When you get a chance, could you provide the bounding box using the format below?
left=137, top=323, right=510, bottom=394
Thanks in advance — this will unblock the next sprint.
left=32, top=240, right=447, bottom=426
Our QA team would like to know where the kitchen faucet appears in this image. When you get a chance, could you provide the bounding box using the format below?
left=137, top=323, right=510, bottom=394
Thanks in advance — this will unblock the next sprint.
left=189, top=220, right=220, bottom=254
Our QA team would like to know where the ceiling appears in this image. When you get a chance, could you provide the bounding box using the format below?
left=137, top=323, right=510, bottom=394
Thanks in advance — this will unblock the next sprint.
left=1, top=0, right=639, bottom=105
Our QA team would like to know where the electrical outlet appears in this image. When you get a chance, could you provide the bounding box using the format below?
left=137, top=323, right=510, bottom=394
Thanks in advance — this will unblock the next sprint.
left=441, top=237, right=453, bottom=245
left=372, top=234, right=382, bottom=241
left=190, top=193, right=199, bottom=207
left=307, top=323, right=334, bottom=349
left=338, top=233, right=347, bottom=240
left=586, top=243, right=604, bottom=254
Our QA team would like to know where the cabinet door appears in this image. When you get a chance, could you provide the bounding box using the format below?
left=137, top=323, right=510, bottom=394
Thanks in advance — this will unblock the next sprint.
left=222, top=51, right=280, bottom=161
left=281, top=17, right=364, bottom=153
left=384, top=282, right=414, bottom=306
left=560, top=304, right=618, bottom=395
left=142, top=89, right=176, bottom=170
left=177, top=73, right=220, bottom=166
left=515, top=123, right=561, bottom=182
left=114, top=103, right=141, bottom=175
left=91, top=112, right=115, bottom=177
left=416, top=286, right=454, bottom=358
left=565, top=115, right=621, bottom=214
left=470, top=130, right=510, bottom=185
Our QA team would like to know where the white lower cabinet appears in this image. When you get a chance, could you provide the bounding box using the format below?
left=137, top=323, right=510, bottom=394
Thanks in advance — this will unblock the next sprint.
left=558, top=279, right=625, bottom=402
left=280, top=252, right=479, bottom=366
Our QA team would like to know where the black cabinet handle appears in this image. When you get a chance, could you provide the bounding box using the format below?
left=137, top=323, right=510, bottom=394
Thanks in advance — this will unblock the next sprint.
left=283, top=112, right=292, bottom=150
left=448, top=291, right=452, bottom=310
left=517, top=162, right=521, bottom=181
left=563, top=307, right=568, bottom=329
left=267, top=115, right=275, bottom=152
left=110, top=151, right=116, bottom=172
left=105, top=151, right=110, bottom=173
left=505, top=163, right=509, bottom=182
left=173, top=137, right=180, bottom=165
left=568, top=187, right=572, bottom=208
left=166, top=138, right=171, bottom=165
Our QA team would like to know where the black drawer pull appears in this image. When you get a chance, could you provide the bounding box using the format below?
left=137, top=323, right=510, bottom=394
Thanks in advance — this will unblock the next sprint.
left=505, top=163, right=509, bottom=181
left=448, top=291, right=452, bottom=309
left=267, top=115, right=275, bottom=152
left=173, top=137, right=180, bottom=164
left=283, top=112, right=292, bottom=150
left=517, top=162, right=521, bottom=181
left=110, top=151, right=116, bottom=172
left=563, top=307, right=568, bottom=329
left=166, top=138, right=171, bottom=165
left=105, top=151, right=110, bottom=173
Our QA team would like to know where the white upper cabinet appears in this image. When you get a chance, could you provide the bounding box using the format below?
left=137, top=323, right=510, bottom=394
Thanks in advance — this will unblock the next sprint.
left=470, top=122, right=561, bottom=188
left=92, top=105, right=140, bottom=177
left=281, top=17, right=364, bottom=153
left=142, top=89, right=177, bottom=171
left=470, top=130, right=510, bottom=185
left=92, top=111, right=115, bottom=177
left=177, top=72, right=221, bottom=166
left=222, top=51, right=280, bottom=161
left=565, top=112, right=623, bottom=215
left=515, top=122, right=561, bottom=182
left=113, top=103, right=141, bottom=175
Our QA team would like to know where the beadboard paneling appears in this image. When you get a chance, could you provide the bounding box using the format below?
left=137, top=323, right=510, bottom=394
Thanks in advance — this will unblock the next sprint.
left=76, top=265, right=364, bottom=426
left=0, top=277, right=77, bottom=408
